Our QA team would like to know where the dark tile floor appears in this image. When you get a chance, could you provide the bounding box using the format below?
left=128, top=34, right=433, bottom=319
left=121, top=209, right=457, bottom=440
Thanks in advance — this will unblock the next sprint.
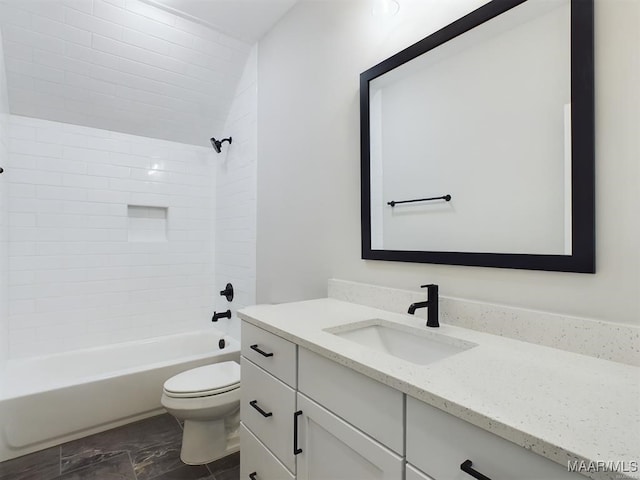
left=0, top=414, right=239, bottom=480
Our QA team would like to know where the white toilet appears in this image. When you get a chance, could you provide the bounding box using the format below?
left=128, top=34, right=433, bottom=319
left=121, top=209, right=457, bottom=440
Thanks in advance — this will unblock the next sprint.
left=161, top=361, right=241, bottom=465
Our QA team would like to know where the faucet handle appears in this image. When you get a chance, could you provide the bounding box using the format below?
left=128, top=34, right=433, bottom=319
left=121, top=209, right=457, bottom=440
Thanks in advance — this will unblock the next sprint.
left=421, top=284, right=440, bottom=328
left=420, top=284, right=439, bottom=299
left=219, top=283, right=234, bottom=302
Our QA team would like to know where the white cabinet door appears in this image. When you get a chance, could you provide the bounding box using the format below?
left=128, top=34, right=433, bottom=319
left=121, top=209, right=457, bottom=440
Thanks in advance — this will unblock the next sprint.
left=296, top=393, right=403, bottom=480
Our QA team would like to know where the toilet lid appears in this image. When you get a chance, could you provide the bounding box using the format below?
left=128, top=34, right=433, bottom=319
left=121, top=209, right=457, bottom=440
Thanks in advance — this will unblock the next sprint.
left=163, top=361, right=240, bottom=397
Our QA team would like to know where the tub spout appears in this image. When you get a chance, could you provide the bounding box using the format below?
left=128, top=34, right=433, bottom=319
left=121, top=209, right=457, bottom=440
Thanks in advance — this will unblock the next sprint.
left=212, top=310, right=232, bottom=322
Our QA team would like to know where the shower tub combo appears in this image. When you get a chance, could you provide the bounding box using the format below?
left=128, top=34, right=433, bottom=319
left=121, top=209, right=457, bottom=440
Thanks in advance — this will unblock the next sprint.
left=0, top=328, right=239, bottom=462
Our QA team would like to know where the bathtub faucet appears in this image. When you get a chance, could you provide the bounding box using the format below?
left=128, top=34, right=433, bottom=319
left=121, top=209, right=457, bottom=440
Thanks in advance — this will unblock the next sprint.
left=212, top=310, right=232, bottom=322
left=220, top=283, right=234, bottom=302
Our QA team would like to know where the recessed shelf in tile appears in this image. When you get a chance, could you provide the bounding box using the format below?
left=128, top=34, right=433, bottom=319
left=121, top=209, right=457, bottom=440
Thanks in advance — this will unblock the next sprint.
left=127, top=205, right=168, bottom=242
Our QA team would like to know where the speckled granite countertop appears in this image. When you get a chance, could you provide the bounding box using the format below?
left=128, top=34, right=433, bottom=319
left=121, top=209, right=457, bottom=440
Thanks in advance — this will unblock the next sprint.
left=238, top=298, right=640, bottom=480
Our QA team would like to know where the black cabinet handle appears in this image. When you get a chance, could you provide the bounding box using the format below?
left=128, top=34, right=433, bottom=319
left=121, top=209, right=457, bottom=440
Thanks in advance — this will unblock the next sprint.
left=249, top=473, right=257, bottom=480
left=294, top=410, right=303, bottom=455
left=249, top=400, right=273, bottom=418
left=460, top=460, right=492, bottom=480
left=250, top=344, right=274, bottom=357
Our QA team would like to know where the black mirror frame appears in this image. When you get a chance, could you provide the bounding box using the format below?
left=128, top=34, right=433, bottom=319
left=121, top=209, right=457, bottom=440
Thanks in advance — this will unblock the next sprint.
left=360, top=0, right=594, bottom=273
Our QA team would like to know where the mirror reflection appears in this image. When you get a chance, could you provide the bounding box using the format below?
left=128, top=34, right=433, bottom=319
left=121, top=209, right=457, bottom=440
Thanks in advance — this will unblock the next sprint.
left=361, top=0, right=595, bottom=272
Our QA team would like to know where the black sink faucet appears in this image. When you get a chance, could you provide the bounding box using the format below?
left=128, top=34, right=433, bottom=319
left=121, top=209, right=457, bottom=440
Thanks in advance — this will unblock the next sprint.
left=408, top=284, right=439, bottom=328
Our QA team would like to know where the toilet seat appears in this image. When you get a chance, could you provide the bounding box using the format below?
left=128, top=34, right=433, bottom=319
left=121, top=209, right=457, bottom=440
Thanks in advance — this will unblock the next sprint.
left=163, top=362, right=240, bottom=399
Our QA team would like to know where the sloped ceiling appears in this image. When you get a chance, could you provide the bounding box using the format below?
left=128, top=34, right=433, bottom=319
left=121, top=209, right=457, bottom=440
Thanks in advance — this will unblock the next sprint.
left=0, top=0, right=295, bottom=146
left=148, top=0, right=298, bottom=44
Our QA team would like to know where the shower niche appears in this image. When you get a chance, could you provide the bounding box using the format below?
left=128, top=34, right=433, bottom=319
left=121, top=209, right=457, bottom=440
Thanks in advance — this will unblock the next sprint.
left=127, top=205, right=168, bottom=242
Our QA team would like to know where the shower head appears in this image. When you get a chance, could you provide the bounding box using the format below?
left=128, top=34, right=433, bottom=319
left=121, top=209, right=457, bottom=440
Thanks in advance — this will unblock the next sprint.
left=210, top=137, right=232, bottom=153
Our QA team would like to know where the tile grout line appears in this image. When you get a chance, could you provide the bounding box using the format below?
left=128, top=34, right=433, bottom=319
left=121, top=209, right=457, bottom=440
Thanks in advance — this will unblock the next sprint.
left=127, top=450, right=138, bottom=480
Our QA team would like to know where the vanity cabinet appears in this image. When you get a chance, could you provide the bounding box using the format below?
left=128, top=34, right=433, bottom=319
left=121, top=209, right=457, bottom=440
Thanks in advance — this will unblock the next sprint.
left=240, top=322, right=403, bottom=480
left=240, top=320, right=584, bottom=480
left=240, top=322, right=298, bottom=479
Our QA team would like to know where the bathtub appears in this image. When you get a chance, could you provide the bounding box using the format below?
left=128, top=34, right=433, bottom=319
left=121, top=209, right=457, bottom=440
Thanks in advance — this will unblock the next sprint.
left=0, top=328, right=239, bottom=462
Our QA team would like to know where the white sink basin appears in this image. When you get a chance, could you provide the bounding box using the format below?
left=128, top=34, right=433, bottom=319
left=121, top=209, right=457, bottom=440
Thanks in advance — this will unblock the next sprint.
left=325, top=319, right=476, bottom=365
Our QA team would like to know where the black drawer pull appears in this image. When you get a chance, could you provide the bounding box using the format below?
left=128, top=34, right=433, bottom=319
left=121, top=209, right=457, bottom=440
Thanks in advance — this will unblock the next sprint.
left=249, top=473, right=257, bottom=480
left=249, top=400, right=273, bottom=418
left=250, top=344, right=274, bottom=357
left=294, top=410, right=303, bottom=455
left=461, top=460, right=492, bottom=480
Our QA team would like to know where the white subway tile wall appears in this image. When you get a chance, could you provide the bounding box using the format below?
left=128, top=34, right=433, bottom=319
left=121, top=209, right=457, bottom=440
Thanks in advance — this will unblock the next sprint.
left=213, top=46, right=257, bottom=340
left=0, top=29, right=10, bottom=362
left=0, top=0, right=252, bottom=146
left=6, top=115, right=219, bottom=358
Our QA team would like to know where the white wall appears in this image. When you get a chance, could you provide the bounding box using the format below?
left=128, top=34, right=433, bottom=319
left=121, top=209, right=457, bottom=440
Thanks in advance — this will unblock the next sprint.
left=257, top=0, right=640, bottom=325
left=0, top=29, right=10, bottom=362
left=214, top=46, right=258, bottom=340
left=7, top=116, right=218, bottom=358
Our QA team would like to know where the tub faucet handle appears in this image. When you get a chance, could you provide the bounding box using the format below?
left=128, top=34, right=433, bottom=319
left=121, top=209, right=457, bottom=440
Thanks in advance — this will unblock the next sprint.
left=219, top=283, right=234, bottom=302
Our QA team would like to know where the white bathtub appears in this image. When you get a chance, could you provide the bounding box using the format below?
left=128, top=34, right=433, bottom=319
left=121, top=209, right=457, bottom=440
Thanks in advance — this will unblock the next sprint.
left=0, top=328, right=239, bottom=462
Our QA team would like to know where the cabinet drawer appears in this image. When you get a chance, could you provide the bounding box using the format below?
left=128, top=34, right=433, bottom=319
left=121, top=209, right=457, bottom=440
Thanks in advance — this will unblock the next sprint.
left=242, top=321, right=296, bottom=387
left=298, top=348, right=403, bottom=454
left=241, top=357, right=296, bottom=473
left=240, top=423, right=294, bottom=480
left=406, top=464, right=435, bottom=480
left=406, top=396, right=582, bottom=480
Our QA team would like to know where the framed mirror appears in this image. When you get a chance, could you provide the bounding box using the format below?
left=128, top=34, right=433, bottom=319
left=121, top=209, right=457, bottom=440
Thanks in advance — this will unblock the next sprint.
left=360, top=0, right=594, bottom=273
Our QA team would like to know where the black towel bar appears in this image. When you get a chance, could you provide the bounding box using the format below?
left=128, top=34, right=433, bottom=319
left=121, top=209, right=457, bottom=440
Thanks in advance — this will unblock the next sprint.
left=387, top=194, right=451, bottom=207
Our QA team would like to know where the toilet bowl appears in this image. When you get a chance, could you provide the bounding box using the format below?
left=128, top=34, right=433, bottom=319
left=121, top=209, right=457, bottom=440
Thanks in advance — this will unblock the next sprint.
left=161, top=361, right=240, bottom=465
